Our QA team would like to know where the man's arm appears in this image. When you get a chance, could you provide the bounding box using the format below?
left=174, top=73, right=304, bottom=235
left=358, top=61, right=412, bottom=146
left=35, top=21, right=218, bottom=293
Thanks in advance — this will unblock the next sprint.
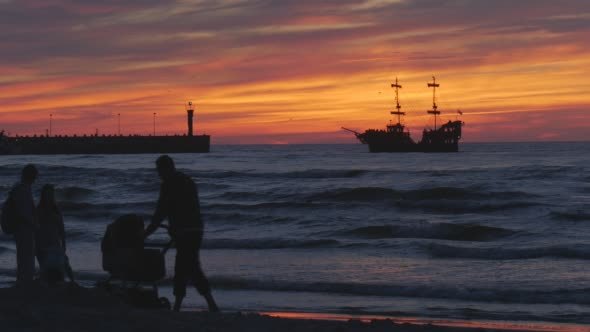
left=144, top=185, right=168, bottom=238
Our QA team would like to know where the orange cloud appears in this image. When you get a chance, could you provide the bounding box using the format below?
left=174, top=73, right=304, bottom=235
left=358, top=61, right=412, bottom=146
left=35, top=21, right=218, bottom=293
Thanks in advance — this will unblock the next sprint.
left=0, top=1, right=589, bottom=143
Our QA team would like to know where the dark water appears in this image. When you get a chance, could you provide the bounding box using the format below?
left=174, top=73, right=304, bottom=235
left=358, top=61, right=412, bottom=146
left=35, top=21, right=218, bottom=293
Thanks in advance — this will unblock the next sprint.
left=0, top=142, right=589, bottom=323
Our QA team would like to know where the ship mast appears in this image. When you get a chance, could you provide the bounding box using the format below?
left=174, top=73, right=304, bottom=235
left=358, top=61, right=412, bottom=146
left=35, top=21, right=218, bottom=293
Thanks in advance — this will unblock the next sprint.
left=390, top=77, right=405, bottom=124
left=427, top=76, right=441, bottom=130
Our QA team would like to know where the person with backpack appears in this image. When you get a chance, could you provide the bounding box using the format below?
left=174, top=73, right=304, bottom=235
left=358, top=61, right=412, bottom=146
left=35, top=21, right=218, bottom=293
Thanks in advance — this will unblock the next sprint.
left=2, top=164, right=38, bottom=285
left=35, top=184, right=76, bottom=285
left=144, top=155, right=219, bottom=312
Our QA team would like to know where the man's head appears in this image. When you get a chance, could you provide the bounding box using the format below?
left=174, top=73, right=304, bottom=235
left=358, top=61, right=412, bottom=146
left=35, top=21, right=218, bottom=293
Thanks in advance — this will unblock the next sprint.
left=156, top=155, right=175, bottom=180
left=21, top=164, right=38, bottom=185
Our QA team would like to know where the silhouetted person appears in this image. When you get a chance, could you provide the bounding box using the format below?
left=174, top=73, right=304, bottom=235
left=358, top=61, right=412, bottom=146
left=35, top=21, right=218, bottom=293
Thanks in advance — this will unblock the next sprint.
left=144, top=155, right=219, bottom=312
left=36, top=184, right=75, bottom=285
left=10, top=164, right=38, bottom=285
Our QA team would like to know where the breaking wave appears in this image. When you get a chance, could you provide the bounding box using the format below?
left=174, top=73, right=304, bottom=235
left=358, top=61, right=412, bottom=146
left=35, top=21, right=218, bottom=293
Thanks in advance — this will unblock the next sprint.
left=60, top=201, right=154, bottom=220
left=190, top=169, right=368, bottom=179
left=307, top=186, right=535, bottom=202
left=427, top=243, right=590, bottom=260
left=341, top=223, right=517, bottom=242
left=550, top=211, right=590, bottom=222
left=204, top=212, right=298, bottom=225
left=506, top=165, right=583, bottom=180
left=205, top=202, right=320, bottom=211
left=55, top=186, right=97, bottom=201
left=209, top=277, right=590, bottom=305
left=397, top=200, right=541, bottom=213
left=203, top=238, right=340, bottom=250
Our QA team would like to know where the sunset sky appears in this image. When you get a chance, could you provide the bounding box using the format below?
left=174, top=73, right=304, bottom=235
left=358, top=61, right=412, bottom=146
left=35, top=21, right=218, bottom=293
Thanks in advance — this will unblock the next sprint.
left=1, top=0, right=589, bottom=143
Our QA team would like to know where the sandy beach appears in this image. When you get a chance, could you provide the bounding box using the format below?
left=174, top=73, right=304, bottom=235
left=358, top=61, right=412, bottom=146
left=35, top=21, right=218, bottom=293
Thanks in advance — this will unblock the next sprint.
left=1, top=284, right=587, bottom=332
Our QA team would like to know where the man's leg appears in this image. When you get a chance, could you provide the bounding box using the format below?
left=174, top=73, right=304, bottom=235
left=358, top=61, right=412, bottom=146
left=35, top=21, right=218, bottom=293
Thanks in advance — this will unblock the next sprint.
left=15, top=225, right=35, bottom=285
left=192, top=259, right=218, bottom=312
left=190, top=231, right=219, bottom=312
left=173, top=244, right=190, bottom=311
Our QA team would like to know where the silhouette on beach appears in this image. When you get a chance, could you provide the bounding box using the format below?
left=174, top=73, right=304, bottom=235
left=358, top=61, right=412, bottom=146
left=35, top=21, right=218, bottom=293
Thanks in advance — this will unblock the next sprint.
left=101, top=213, right=170, bottom=309
left=2, top=157, right=217, bottom=313
left=144, top=155, right=219, bottom=312
left=2, top=165, right=38, bottom=285
left=2, top=166, right=77, bottom=286
left=36, top=184, right=76, bottom=284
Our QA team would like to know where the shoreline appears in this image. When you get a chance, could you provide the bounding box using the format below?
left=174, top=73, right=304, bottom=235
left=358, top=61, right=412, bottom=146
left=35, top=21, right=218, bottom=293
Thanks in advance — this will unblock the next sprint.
left=259, top=311, right=589, bottom=332
left=1, top=285, right=588, bottom=332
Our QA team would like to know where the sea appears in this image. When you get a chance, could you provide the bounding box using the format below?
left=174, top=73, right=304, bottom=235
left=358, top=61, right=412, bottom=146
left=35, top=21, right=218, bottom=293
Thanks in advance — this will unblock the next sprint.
left=0, top=142, right=589, bottom=325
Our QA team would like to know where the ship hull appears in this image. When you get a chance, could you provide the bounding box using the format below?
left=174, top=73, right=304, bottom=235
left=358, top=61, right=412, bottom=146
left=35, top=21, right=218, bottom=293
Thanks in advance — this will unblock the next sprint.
left=0, top=135, right=210, bottom=155
left=366, top=143, right=459, bottom=153
left=365, top=141, right=458, bottom=153
left=365, top=140, right=418, bottom=153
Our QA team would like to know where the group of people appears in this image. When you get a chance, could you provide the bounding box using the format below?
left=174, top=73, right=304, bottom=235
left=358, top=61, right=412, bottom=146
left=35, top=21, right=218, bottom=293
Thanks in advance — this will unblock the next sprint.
left=3, top=155, right=218, bottom=312
left=4, top=164, right=75, bottom=285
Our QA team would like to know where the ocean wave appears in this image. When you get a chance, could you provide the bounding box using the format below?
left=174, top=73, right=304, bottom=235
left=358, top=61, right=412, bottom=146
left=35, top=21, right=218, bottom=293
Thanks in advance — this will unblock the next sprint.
left=204, top=212, right=297, bottom=224
left=55, top=186, right=97, bottom=201
left=306, top=186, right=541, bottom=213
left=397, top=200, right=540, bottom=214
left=427, top=243, right=590, bottom=260
left=283, top=169, right=367, bottom=179
left=0, top=164, right=154, bottom=179
left=61, top=201, right=154, bottom=211
left=341, top=223, right=516, bottom=242
left=205, top=202, right=320, bottom=211
left=308, top=187, right=398, bottom=202
left=0, top=246, right=12, bottom=254
left=506, top=165, right=583, bottom=180
left=307, top=186, right=535, bottom=202
left=64, top=229, right=102, bottom=241
left=60, top=201, right=154, bottom=219
left=550, top=211, right=590, bottom=222
left=215, top=191, right=275, bottom=201
left=199, top=183, right=231, bottom=190
left=190, top=169, right=367, bottom=179
left=209, top=277, right=590, bottom=305
left=202, top=238, right=340, bottom=249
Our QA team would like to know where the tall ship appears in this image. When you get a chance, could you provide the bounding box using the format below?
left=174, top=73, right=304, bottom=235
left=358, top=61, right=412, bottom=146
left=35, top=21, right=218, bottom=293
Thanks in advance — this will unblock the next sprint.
left=343, top=76, right=463, bottom=152
left=0, top=102, right=210, bottom=155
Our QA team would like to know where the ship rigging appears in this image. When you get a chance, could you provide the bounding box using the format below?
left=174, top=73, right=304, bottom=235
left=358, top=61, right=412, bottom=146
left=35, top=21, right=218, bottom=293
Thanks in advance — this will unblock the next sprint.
left=343, top=76, right=464, bottom=153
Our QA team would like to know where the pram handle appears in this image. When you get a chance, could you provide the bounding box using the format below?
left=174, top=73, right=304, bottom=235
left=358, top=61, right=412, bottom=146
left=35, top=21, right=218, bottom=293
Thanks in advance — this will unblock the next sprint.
left=143, top=224, right=174, bottom=255
left=143, top=239, right=174, bottom=255
left=157, top=225, right=175, bottom=254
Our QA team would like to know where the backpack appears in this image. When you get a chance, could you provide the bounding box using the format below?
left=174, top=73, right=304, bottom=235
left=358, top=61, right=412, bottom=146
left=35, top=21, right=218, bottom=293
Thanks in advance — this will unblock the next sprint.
left=1, top=191, right=17, bottom=234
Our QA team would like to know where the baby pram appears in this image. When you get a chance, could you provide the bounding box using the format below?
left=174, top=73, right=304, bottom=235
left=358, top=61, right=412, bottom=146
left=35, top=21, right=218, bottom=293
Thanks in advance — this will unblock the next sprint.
left=100, top=214, right=172, bottom=309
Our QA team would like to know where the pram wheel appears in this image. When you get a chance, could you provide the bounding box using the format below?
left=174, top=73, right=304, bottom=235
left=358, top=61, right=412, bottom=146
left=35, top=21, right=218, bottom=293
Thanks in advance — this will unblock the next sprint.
left=159, top=297, right=171, bottom=310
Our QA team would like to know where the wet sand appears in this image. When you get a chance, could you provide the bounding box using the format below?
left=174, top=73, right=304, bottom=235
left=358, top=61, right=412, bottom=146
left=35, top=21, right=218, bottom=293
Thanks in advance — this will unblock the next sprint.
left=0, top=285, right=586, bottom=332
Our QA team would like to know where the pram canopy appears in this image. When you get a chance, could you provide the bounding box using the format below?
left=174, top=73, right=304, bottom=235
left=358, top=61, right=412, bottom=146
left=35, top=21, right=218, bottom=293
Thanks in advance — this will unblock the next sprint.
left=102, top=214, right=165, bottom=282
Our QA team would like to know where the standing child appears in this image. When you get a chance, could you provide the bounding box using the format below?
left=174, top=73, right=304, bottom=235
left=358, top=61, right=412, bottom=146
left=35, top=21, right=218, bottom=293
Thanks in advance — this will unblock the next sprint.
left=36, top=184, right=75, bottom=285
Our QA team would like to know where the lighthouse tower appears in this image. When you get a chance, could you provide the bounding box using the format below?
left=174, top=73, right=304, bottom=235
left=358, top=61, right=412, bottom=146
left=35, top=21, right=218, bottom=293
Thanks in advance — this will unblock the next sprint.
left=186, top=101, right=195, bottom=136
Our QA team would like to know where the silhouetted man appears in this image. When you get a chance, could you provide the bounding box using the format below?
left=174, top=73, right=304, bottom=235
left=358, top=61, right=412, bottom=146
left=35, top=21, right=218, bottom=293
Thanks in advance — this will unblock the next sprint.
left=11, top=164, right=38, bottom=285
left=144, top=155, right=218, bottom=312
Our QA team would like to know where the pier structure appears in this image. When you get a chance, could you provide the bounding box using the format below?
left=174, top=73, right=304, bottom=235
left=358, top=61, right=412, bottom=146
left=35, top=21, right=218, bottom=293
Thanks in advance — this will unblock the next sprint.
left=0, top=101, right=210, bottom=154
